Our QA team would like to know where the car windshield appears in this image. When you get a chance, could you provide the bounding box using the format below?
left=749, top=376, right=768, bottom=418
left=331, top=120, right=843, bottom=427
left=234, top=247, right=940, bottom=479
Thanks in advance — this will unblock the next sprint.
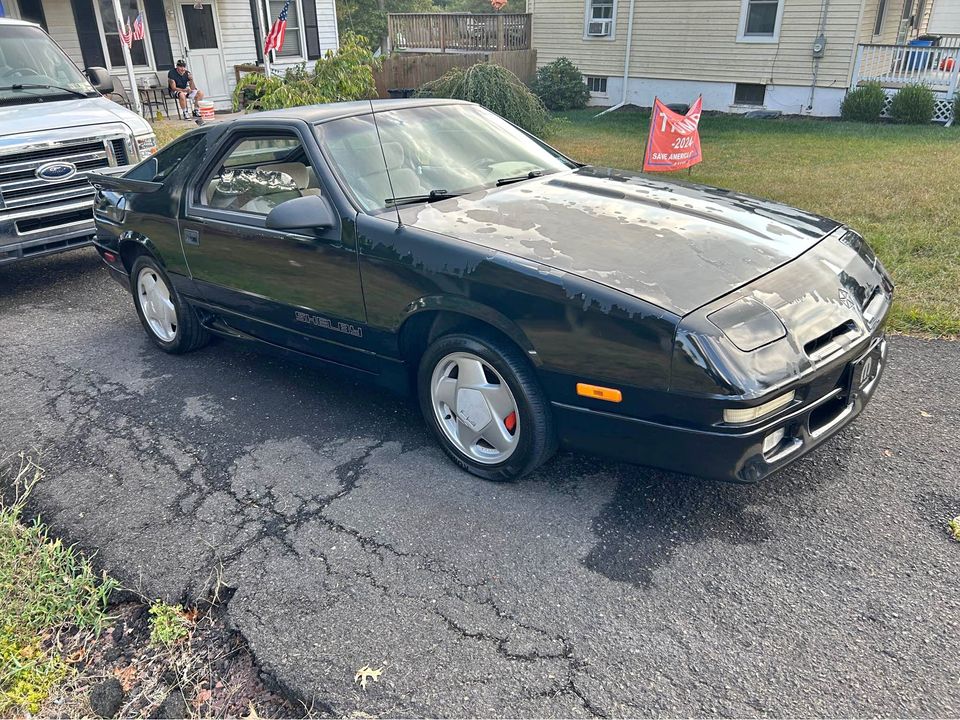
left=0, top=24, right=97, bottom=104
left=315, top=104, right=575, bottom=213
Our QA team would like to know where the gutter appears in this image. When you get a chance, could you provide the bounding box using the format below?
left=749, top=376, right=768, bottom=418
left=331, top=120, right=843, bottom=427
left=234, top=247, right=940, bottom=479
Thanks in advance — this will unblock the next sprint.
left=596, top=0, right=637, bottom=116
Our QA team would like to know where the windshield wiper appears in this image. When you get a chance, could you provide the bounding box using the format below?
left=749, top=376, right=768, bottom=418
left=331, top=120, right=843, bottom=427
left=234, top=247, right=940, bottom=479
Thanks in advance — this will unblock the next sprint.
left=385, top=189, right=461, bottom=207
left=496, top=170, right=543, bottom=187
left=6, top=83, right=90, bottom=99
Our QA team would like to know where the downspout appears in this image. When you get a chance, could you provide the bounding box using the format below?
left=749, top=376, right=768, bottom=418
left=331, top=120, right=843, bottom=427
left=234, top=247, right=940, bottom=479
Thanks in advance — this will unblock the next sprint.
left=807, top=0, right=831, bottom=111
left=595, top=0, right=637, bottom=116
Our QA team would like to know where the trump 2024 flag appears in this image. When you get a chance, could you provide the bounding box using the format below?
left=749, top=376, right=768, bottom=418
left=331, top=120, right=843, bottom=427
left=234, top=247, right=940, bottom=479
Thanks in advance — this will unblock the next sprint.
left=642, top=96, right=703, bottom=173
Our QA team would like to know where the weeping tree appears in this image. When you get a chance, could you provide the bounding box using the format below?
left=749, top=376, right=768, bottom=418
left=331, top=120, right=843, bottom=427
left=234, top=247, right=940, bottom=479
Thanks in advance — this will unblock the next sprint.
left=417, top=63, right=550, bottom=135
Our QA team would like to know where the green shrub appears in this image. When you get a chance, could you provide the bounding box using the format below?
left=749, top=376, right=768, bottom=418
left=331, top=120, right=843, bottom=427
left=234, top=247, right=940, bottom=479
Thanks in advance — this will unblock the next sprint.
left=532, top=57, right=591, bottom=111
left=889, top=84, right=936, bottom=124
left=233, top=32, right=378, bottom=111
left=417, top=63, right=549, bottom=135
left=840, top=82, right=887, bottom=122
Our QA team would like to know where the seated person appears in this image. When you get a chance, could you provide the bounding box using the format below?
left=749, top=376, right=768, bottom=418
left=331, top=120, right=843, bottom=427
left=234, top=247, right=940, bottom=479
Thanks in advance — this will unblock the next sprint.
left=167, top=60, right=204, bottom=120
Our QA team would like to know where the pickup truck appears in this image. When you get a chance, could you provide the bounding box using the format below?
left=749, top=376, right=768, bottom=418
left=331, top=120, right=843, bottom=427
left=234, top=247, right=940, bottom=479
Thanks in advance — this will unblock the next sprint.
left=0, top=17, right=157, bottom=265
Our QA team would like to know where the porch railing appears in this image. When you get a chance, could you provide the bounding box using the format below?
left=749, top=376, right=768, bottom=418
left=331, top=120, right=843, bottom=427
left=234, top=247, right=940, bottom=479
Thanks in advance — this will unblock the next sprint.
left=387, top=13, right=532, bottom=53
left=851, top=42, right=960, bottom=97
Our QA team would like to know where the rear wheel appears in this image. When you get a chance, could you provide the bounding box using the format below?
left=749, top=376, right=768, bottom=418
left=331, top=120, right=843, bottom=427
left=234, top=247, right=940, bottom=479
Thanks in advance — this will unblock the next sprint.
left=130, top=255, right=208, bottom=354
left=418, top=331, right=557, bottom=481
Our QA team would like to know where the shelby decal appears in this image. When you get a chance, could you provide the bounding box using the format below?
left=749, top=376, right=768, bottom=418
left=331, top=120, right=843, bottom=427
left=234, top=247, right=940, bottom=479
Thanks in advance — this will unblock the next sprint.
left=295, top=311, right=363, bottom=337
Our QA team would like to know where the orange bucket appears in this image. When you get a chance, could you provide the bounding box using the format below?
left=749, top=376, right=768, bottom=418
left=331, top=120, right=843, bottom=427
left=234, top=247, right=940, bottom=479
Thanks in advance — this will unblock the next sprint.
left=198, top=100, right=215, bottom=121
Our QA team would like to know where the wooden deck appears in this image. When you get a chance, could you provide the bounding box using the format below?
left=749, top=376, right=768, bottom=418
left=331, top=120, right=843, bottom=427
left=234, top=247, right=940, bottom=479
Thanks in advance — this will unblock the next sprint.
left=387, top=13, right=532, bottom=53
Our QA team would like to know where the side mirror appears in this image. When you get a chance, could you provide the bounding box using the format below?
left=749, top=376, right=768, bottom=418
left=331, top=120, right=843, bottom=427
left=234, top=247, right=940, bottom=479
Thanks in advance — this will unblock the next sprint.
left=85, top=67, right=114, bottom=94
left=265, top=194, right=336, bottom=231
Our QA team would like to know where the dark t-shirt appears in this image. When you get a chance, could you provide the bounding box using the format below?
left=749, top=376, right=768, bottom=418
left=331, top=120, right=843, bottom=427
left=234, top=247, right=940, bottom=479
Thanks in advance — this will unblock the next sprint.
left=167, top=69, right=192, bottom=90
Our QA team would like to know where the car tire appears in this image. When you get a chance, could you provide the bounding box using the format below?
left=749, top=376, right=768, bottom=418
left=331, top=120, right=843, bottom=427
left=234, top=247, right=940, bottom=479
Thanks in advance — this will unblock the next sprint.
left=418, top=330, right=557, bottom=482
left=130, top=254, right=208, bottom=354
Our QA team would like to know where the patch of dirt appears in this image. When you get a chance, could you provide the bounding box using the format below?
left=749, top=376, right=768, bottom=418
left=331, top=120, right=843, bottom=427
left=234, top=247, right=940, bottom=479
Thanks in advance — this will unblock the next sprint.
left=39, top=600, right=314, bottom=719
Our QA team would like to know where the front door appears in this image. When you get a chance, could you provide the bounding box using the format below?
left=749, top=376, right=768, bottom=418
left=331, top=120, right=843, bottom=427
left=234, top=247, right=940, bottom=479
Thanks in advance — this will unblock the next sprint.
left=178, top=1, right=229, bottom=101
left=179, top=127, right=371, bottom=369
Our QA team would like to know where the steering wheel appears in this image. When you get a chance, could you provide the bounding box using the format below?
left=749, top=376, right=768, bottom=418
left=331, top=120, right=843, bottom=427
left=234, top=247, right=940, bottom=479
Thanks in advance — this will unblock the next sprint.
left=469, top=157, right=497, bottom=172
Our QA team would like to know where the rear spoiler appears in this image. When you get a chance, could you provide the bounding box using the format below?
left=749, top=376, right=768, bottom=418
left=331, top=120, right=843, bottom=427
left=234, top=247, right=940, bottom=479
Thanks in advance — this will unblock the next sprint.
left=88, top=155, right=162, bottom=194
left=87, top=172, right=162, bottom=194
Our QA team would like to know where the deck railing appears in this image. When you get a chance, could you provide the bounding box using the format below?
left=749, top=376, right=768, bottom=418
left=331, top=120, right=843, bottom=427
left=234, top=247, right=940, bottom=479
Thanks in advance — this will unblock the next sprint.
left=387, top=13, right=532, bottom=53
left=851, top=42, right=960, bottom=96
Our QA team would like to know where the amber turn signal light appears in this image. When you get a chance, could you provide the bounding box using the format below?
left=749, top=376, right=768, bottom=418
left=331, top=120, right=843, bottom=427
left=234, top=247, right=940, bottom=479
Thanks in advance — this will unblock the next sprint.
left=576, top=383, right=622, bottom=403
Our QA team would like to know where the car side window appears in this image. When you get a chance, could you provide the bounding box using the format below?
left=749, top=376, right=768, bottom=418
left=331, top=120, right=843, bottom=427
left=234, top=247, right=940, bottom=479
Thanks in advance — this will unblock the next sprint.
left=126, top=134, right=204, bottom=182
left=199, top=135, right=322, bottom=216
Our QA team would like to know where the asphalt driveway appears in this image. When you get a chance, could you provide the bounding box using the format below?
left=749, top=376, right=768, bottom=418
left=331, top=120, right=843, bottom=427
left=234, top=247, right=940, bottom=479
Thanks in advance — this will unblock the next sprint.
left=1, top=249, right=958, bottom=717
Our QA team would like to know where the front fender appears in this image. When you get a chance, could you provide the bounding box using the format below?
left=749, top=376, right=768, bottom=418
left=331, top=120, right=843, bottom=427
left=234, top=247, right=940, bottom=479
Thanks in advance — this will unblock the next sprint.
left=400, top=294, right=540, bottom=361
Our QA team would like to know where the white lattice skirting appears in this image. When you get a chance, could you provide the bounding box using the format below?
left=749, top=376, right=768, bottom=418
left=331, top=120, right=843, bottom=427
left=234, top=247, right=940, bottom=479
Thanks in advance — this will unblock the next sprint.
left=879, top=90, right=956, bottom=124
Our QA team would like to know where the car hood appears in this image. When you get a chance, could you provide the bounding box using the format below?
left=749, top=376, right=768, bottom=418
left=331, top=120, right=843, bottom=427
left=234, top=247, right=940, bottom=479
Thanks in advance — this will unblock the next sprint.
left=398, top=166, right=840, bottom=316
left=0, top=96, right=151, bottom=138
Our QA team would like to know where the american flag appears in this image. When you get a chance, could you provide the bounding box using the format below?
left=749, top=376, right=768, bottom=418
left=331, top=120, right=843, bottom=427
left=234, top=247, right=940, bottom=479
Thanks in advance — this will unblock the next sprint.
left=132, top=13, right=145, bottom=41
left=117, top=18, right=133, bottom=47
left=264, top=0, right=290, bottom=55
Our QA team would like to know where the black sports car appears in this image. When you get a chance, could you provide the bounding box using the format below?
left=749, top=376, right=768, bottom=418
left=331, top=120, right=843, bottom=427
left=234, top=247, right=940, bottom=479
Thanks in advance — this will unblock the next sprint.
left=91, top=99, right=892, bottom=483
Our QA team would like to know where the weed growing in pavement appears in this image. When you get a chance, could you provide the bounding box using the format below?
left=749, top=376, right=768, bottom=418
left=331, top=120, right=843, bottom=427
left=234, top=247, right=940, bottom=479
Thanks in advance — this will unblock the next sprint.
left=148, top=601, right=191, bottom=648
left=0, top=453, right=117, bottom=715
left=948, top=516, right=960, bottom=542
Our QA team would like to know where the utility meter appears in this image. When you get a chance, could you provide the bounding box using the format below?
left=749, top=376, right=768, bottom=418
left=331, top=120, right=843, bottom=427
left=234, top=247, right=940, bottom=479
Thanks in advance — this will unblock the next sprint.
left=813, top=33, right=827, bottom=58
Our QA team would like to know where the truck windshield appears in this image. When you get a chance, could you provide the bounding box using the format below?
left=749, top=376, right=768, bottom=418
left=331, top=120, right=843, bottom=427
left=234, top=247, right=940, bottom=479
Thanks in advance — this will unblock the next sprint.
left=0, top=24, right=98, bottom=105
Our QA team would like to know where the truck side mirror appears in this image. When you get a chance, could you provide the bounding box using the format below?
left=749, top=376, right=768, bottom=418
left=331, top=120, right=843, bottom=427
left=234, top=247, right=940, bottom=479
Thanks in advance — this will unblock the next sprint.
left=85, top=67, right=114, bottom=94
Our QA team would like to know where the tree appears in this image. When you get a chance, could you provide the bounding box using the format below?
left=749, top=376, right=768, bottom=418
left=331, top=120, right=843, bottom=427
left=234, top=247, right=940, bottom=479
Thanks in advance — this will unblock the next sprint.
left=337, top=0, right=436, bottom=52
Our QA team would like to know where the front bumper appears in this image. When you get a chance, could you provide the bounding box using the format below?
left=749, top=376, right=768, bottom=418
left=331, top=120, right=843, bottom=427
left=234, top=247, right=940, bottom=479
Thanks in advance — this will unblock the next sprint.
left=553, top=334, right=887, bottom=483
left=0, top=164, right=134, bottom=265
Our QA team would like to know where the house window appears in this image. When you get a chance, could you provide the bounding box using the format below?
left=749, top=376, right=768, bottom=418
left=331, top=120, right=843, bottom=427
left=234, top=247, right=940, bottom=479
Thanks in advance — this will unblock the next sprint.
left=265, top=0, right=303, bottom=58
left=738, top=0, right=783, bottom=41
left=874, top=0, right=888, bottom=35
left=585, top=0, right=615, bottom=38
left=734, top=83, right=766, bottom=106
left=586, top=76, right=607, bottom=94
left=97, top=0, right=150, bottom=67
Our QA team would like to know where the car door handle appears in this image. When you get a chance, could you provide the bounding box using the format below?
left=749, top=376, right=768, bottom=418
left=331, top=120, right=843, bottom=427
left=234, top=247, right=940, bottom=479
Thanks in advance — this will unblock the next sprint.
left=183, top=228, right=200, bottom=246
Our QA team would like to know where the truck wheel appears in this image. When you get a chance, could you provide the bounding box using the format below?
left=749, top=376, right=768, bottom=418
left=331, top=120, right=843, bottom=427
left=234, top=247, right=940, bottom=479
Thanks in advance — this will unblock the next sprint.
left=418, top=330, right=557, bottom=481
left=130, top=255, right=208, bottom=354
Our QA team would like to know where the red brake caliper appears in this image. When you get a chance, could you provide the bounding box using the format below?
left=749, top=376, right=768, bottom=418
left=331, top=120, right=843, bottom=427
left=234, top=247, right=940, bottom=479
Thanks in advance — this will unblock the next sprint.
left=504, top=411, right=517, bottom=434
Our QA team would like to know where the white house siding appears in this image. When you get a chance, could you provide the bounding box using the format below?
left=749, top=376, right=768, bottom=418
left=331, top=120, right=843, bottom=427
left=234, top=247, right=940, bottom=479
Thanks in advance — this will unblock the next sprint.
left=41, top=0, right=84, bottom=62
left=531, top=0, right=864, bottom=116
left=927, top=0, right=960, bottom=33
left=859, top=0, right=906, bottom=43
left=13, top=0, right=339, bottom=109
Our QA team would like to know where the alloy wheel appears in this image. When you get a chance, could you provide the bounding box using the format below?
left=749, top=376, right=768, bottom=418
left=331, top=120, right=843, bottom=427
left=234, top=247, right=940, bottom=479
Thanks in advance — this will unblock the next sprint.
left=430, top=351, right=520, bottom=464
left=137, top=268, right=178, bottom=342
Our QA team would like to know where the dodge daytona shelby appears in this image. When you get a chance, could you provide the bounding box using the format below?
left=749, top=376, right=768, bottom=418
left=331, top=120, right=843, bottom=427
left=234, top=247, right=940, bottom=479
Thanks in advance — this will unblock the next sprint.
left=91, top=99, right=892, bottom=483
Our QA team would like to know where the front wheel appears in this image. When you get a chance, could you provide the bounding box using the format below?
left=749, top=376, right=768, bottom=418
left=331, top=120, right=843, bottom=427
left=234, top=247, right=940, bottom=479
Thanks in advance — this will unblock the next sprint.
left=418, top=331, right=557, bottom=482
left=130, top=255, right=208, bottom=354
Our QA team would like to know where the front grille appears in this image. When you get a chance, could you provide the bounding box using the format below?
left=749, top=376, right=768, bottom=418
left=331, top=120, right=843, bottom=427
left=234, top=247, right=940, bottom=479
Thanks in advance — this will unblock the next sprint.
left=16, top=208, right=91, bottom=234
left=111, top=138, right=129, bottom=165
left=0, top=136, right=126, bottom=219
left=0, top=141, right=105, bottom=167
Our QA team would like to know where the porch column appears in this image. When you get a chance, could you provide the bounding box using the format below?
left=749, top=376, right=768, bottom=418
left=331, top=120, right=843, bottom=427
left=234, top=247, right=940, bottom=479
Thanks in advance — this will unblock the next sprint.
left=111, top=0, right=142, bottom=115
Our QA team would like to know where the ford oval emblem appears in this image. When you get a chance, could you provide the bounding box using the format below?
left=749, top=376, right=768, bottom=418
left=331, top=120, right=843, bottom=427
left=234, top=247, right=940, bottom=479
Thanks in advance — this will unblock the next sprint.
left=36, top=161, right=77, bottom=182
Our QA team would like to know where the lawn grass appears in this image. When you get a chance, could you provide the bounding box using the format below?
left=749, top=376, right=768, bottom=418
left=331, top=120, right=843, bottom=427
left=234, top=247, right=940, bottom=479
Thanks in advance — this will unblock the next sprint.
left=547, top=110, right=960, bottom=336
left=0, top=455, right=116, bottom=715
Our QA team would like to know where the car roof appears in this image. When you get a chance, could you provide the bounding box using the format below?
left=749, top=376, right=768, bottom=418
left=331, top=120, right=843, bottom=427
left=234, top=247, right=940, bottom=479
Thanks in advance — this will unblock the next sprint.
left=0, top=18, right=42, bottom=27
left=239, top=98, right=474, bottom=125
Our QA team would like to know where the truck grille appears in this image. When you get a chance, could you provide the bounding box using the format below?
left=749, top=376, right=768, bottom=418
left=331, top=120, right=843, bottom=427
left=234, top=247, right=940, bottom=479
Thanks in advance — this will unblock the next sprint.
left=0, top=135, right=129, bottom=231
